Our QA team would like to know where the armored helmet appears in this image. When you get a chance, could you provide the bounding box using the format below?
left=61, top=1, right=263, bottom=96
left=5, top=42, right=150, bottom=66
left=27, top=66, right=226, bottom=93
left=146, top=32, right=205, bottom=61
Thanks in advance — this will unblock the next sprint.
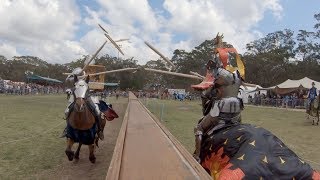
left=66, top=67, right=84, bottom=82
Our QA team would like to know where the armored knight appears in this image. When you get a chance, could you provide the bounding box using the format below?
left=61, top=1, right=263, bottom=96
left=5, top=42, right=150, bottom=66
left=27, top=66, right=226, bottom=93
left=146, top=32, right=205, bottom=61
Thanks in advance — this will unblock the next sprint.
left=307, top=82, right=317, bottom=110
left=193, top=53, right=244, bottom=163
left=64, top=67, right=105, bottom=140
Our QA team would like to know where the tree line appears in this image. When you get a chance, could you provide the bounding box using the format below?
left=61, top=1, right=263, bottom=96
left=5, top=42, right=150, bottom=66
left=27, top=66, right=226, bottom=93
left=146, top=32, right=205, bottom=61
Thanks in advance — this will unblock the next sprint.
left=0, top=13, right=319, bottom=90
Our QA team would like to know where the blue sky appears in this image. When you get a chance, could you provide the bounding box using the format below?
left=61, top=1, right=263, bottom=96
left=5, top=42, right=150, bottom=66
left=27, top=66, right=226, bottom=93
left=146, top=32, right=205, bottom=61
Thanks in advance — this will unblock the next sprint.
left=75, top=0, right=320, bottom=42
left=0, top=0, right=319, bottom=64
left=257, top=0, right=319, bottom=34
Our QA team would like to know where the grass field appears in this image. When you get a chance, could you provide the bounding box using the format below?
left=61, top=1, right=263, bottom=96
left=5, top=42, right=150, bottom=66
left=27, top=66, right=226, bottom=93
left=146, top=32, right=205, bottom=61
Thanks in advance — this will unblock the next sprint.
left=1, top=95, right=319, bottom=179
left=143, top=98, right=320, bottom=170
left=0, top=95, right=127, bottom=180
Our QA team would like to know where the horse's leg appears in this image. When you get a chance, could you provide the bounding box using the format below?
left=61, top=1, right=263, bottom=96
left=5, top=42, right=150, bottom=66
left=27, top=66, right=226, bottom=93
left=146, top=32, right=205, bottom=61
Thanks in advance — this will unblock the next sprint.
left=74, top=143, right=82, bottom=159
left=312, top=115, right=315, bottom=125
left=65, top=138, right=75, bottom=161
left=99, top=118, right=106, bottom=140
left=88, top=144, right=96, bottom=163
left=305, top=111, right=309, bottom=120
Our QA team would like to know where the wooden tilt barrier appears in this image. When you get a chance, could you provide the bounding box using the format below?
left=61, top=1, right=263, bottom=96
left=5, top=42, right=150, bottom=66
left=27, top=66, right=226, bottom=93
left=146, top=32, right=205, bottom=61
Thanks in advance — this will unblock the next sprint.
left=106, top=92, right=211, bottom=180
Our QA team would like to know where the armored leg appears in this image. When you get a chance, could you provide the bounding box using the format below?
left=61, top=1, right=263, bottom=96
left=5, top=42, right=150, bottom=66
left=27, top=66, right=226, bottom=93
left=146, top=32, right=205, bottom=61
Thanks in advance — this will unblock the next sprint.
left=194, top=126, right=203, bottom=163
left=88, top=96, right=104, bottom=140
left=65, top=95, right=75, bottom=119
left=61, top=107, right=70, bottom=138
left=64, top=107, right=70, bottom=120
left=61, top=96, right=74, bottom=138
left=193, top=114, right=219, bottom=163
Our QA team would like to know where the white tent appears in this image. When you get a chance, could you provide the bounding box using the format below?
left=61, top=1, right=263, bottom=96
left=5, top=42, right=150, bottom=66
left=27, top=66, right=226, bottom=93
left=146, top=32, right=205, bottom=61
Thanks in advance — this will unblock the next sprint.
left=239, top=85, right=267, bottom=104
left=270, top=77, right=320, bottom=89
left=267, top=77, right=320, bottom=95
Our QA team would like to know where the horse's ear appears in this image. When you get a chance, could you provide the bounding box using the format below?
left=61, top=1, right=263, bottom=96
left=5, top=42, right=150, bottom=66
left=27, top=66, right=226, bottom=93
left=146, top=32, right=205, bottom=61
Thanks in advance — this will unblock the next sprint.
left=74, top=75, right=78, bottom=82
left=85, top=75, right=90, bottom=84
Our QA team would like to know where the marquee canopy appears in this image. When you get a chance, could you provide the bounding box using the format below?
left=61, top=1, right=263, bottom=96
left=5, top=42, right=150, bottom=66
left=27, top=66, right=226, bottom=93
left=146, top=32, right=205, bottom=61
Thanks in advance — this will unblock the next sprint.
left=268, top=77, right=320, bottom=94
left=89, top=82, right=119, bottom=87
left=26, top=74, right=62, bottom=84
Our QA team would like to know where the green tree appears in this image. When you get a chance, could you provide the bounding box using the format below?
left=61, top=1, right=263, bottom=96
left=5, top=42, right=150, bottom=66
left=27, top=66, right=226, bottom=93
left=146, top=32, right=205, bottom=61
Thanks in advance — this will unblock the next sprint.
left=244, top=29, right=296, bottom=87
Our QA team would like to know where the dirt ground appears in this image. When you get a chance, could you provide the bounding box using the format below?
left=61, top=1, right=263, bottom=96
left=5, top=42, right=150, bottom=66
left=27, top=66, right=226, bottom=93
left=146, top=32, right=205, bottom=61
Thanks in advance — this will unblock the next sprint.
left=117, top=99, right=204, bottom=180
left=36, top=101, right=127, bottom=180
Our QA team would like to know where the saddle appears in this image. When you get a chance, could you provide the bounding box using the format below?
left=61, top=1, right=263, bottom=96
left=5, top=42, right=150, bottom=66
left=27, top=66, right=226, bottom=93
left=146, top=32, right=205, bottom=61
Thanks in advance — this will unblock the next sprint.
left=62, top=102, right=98, bottom=139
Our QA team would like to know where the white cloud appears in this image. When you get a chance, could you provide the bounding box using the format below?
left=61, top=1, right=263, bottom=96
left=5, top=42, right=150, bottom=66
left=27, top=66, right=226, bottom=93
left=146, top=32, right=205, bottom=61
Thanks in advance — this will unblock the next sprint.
left=163, top=0, right=283, bottom=52
left=79, top=1, right=188, bottom=64
left=84, top=0, right=283, bottom=64
left=0, top=42, right=20, bottom=58
left=0, top=0, right=84, bottom=63
left=0, top=0, right=79, bottom=43
left=97, top=0, right=159, bottom=33
left=80, top=1, right=162, bottom=64
left=0, top=0, right=283, bottom=64
left=18, top=40, right=86, bottom=64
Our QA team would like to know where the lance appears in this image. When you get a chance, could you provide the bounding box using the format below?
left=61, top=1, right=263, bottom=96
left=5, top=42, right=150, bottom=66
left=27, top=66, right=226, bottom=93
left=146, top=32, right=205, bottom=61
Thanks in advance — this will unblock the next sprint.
left=115, top=38, right=130, bottom=43
left=143, top=68, right=202, bottom=80
left=79, top=68, right=138, bottom=78
left=81, top=40, right=108, bottom=73
left=144, top=41, right=176, bottom=70
left=98, top=24, right=108, bottom=34
left=190, top=71, right=205, bottom=79
left=98, top=24, right=125, bottom=56
left=104, top=33, right=124, bottom=56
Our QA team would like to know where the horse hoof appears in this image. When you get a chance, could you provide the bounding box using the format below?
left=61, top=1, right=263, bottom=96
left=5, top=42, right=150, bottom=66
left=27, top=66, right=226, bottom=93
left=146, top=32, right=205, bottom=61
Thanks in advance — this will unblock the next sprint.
left=89, top=156, right=96, bottom=163
left=65, top=150, right=74, bottom=161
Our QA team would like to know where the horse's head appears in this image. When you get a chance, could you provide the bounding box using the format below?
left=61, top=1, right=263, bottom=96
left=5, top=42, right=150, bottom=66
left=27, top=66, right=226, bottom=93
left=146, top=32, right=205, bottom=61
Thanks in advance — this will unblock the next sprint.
left=73, top=75, right=90, bottom=112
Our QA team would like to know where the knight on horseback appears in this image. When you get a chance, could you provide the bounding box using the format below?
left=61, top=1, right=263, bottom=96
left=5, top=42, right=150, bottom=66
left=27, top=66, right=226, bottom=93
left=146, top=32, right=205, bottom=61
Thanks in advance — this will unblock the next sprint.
left=192, top=39, right=320, bottom=179
left=307, top=82, right=317, bottom=110
left=306, top=82, right=320, bottom=125
left=193, top=53, right=243, bottom=163
left=64, top=67, right=105, bottom=140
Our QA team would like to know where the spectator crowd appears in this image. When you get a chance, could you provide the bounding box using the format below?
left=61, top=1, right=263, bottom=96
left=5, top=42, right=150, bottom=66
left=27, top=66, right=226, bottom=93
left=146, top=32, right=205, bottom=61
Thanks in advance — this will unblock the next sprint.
left=247, top=90, right=311, bottom=109
left=0, top=79, right=65, bottom=95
